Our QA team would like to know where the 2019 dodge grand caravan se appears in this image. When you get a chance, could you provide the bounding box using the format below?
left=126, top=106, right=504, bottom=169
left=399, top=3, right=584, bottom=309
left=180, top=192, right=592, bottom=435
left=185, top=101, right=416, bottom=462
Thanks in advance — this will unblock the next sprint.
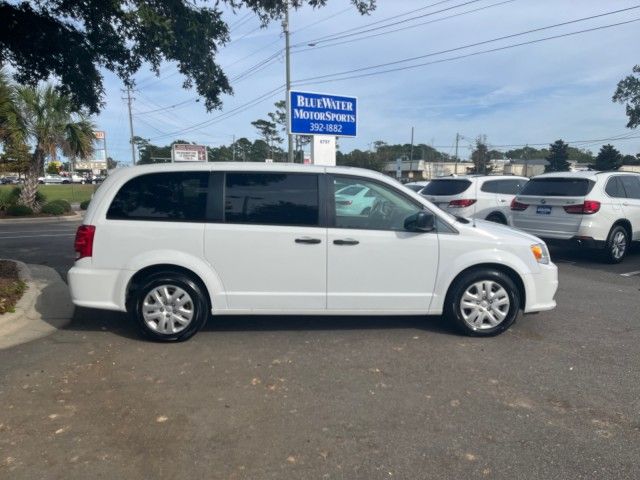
left=69, top=163, right=557, bottom=341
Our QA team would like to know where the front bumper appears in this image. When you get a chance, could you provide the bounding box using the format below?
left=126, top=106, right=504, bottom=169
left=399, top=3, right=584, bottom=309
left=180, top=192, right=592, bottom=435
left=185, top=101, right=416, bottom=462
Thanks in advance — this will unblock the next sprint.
left=522, top=263, right=558, bottom=313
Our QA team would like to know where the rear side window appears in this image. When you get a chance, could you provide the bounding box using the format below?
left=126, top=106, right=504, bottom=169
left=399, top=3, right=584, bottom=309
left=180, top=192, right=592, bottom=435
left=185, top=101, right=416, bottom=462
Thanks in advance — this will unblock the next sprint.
left=421, top=179, right=472, bottom=196
left=620, top=176, right=640, bottom=199
left=520, top=178, right=594, bottom=196
left=225, top=173, right=319, bottom=226
left=481, top=179, right=528, bottom=194
left=605, top=177, right=625, bottom=198
left=107, top=172, right=209, bottom=221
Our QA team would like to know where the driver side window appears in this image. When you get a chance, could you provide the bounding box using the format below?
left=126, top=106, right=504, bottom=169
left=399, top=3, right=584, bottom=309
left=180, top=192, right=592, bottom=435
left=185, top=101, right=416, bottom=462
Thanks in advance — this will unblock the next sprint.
left=332, top=176, right=421, bottom=231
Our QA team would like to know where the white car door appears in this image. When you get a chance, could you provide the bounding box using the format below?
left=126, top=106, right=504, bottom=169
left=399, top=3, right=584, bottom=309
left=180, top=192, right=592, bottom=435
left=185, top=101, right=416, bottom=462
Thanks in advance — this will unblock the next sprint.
left=326, top=173, right=439, bottom=312
left=619, top=175, right=640, bottom=240
left=204, top=171, right=327, bottom=311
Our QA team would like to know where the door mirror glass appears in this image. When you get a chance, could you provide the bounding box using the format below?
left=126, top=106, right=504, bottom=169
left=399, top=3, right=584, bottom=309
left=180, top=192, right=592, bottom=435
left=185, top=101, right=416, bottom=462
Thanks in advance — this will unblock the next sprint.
left=404, top=211, right=435, bottom=232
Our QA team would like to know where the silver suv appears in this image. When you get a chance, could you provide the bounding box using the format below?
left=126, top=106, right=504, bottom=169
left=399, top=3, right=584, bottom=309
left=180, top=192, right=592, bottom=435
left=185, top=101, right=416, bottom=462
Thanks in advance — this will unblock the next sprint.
left=511, top=171, right=640, bottom=263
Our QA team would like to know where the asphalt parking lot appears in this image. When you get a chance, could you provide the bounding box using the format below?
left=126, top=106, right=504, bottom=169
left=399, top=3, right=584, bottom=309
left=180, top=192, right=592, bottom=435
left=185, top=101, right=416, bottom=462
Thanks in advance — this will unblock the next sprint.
left=1, top=219, right=639, bottom=479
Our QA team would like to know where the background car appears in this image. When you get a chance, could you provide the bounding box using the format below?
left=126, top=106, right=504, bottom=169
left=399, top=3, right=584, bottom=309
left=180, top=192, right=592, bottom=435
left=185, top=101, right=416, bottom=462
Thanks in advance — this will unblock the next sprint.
left=38, top=174, right=70, bottom=184
left=335, top=183, right=380, bottom=216
left=404, top=181, right=430, bottom=193
left=511, top=171, right=640, bottom=263
left=0, top=175, right=22, bottom=185
left=420, top=175, right=529, bottom=225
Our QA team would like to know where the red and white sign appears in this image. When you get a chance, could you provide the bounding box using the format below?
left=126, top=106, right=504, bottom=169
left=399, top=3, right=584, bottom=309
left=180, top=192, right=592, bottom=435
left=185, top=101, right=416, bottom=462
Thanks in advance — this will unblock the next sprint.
left=171, top=144, right=208, bottom=162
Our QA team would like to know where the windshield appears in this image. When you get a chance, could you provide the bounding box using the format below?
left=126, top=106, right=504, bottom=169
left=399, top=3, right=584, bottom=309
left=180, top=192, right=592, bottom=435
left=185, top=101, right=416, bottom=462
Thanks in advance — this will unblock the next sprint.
left=421, top=179, right=472, bottom=196
left=520, top=178, right=594, bottom=197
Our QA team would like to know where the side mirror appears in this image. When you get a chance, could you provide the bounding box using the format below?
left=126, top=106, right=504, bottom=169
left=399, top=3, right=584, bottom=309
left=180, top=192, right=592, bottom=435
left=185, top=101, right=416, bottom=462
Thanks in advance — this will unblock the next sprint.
left=404, top=211, right=435, bottom=232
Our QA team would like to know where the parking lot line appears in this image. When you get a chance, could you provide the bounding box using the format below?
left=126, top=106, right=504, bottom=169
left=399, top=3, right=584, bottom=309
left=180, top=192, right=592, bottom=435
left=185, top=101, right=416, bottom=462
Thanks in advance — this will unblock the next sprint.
left=620, top=270, right=640, bottom=277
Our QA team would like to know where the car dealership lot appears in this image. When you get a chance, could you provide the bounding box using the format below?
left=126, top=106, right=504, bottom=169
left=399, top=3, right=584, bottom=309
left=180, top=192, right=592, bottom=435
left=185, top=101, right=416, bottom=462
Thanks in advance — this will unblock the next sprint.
left=0, top=219, right=639, bottom=479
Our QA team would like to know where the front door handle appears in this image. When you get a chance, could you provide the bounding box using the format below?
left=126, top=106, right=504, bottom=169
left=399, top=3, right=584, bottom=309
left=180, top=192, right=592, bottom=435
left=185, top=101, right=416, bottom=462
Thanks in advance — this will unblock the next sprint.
left=295, top=237, right=321, bottom=244
left=333, top=239, right=359, bottom=246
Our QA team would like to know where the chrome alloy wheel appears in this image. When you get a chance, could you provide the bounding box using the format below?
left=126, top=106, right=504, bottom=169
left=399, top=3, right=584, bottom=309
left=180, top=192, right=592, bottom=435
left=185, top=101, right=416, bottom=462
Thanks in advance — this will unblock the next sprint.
left=142, top=285, right=194, bottom=334
left=459, top=281, right=510, bottom=330
left=611, top=230, right=627, bottom=260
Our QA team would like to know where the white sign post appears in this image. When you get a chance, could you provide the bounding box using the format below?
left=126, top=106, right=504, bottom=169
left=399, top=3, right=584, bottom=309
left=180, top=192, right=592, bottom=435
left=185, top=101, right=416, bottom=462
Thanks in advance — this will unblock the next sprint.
left=311, top=136, right=336, bottom=166
left=171, top=144, right=208, bottom=162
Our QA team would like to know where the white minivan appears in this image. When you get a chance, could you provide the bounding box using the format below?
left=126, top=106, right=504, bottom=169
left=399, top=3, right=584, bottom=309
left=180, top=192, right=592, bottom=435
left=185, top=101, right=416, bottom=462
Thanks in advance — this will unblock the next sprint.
left=69, top=163, right=557, bottom=341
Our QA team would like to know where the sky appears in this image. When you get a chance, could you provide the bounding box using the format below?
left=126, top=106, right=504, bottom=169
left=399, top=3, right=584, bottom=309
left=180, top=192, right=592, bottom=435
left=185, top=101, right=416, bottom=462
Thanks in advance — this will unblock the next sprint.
left=95, top=0, right=640, bottom=164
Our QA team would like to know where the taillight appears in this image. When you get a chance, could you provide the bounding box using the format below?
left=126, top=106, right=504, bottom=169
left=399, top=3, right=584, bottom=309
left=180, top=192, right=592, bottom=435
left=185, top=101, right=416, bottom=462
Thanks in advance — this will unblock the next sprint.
left=448, top=199, right=476, bottom=208
left=511, top=199, right=529, bottom=211
left=563, top=201, right=600, bottom=215
left=74, top=225, right=95, bottom=260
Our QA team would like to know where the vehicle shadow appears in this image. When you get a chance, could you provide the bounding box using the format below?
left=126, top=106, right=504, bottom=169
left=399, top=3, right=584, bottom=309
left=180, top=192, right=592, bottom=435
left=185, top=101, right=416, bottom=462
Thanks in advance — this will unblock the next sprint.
left=66, top=307, right=458, bottom=341
left=549, top=243, right=640, bottom=269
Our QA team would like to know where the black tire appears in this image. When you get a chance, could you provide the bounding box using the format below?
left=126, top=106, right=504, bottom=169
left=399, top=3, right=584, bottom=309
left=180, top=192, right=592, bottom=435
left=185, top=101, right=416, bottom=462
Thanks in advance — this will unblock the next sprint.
left=129, top=271, right=209, bottom=342
left=360, top=207, right=371, bottom=215
left=603, top=225, right=629, bottom=264
left=444, top=269, right=521, bottom=337
left=486, top=212, right=507, bottom=225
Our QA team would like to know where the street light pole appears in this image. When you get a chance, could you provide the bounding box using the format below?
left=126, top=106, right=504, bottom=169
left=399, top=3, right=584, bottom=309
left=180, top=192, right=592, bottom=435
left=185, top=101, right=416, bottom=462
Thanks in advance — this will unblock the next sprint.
left=284, top=2, right=294, bottom=163
left=125, top=86, right=136, bottom=165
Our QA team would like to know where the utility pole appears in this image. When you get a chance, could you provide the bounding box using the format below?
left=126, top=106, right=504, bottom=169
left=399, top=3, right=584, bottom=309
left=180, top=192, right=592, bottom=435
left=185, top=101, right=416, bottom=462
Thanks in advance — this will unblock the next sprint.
left=409, top=126, right=414, bottom=179
left=125, top=86, right=136, bottom=165
left=232, top=134, right=236, bottom=162
left=454, top=132, right=460, bottom=174
left=283, top=2, right=294, bottom=163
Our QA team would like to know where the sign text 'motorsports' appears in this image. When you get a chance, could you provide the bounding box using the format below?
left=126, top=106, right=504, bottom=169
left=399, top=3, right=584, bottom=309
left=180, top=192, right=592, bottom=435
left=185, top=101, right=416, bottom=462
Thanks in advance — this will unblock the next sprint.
left=289, top=91, right=357, bottom=137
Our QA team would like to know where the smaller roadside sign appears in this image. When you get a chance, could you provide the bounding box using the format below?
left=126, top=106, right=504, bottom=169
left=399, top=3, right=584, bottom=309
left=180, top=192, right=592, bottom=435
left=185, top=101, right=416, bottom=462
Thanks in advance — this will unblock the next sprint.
left=289, top=91, right=357, bottom=137
left=171, top=144, right=208, bottom=162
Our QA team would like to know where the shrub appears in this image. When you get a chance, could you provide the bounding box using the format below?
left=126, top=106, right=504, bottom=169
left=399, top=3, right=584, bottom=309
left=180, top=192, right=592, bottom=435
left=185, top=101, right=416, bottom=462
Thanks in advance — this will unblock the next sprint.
left=6, top=204, right=34, bottom=216
left=7, top=187, right=46, bottom=205
left=41, top=202, right=66, bottom=215
left=0, top=190, right=14, bottom=211
left=80, top=199, right=90, bottom=210
left=48, top=199, right=72, bottom=213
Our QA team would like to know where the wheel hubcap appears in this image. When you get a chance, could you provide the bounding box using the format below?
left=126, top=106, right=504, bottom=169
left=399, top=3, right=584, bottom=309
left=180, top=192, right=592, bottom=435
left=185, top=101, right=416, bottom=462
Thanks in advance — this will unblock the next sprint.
left=459, top=280, right=510, bottom=330
left=142, top=285, right=194, bottom=334
left=611, top=231, right=627, bottom=259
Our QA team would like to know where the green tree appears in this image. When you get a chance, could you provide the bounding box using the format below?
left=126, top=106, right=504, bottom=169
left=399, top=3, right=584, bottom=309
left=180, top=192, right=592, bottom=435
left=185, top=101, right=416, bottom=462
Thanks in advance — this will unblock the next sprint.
left=613, top=65, right=640, bottom=129
left=0, top=1, right=374, bottom=113
left=336, top=149, right=385, bottom=172
left=594, top=144, right=622, bottom=171
left=545, top=140, right=571, bottom=172
left=106, top=157, right=118, bottom=169
left=4, top=83, right=95, bottom=208
left=468, top=136, right=493, bottom=174
left=505, top=146, right=549, bottom=160
left=251, top=119, right=282, bottom=159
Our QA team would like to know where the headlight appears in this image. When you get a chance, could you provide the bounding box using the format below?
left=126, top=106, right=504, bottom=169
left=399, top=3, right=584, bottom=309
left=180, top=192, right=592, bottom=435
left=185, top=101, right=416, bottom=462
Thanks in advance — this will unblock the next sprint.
left=530, top=243, right=550, bottom=264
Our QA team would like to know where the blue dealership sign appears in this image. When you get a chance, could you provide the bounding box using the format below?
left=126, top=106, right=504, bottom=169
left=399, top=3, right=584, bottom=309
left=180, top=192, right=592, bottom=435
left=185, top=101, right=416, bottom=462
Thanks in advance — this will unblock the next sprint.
left=289, top=90, right=357, bottom=137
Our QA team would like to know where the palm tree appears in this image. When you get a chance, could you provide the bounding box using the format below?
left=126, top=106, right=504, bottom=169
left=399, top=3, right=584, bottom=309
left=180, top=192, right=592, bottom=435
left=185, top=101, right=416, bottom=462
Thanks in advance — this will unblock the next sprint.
left=0, top=71, right=25, bottom=149
left=10, top=83, right=95, bottom=209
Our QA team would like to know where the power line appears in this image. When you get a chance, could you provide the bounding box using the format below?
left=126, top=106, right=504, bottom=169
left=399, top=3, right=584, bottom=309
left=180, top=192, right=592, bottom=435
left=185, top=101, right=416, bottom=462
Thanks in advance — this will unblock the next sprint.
left=293, top=17, right=640, bottom=87
left=134, top=98, right=197, bottom=115
left=293, top=0, right=517, bottom=54
left=292, top=6, right=353, bottom=34
left=294, top=6, right=640, bottom=84
left=292, top=0, right=484, bottom=47
left=147, top=85, right=284, bottom=141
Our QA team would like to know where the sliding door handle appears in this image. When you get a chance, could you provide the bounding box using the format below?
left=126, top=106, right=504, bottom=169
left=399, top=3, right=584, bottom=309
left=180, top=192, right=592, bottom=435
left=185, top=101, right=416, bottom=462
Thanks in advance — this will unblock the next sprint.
left=295, top=237, right=321, bottom=244
left=333, top=239, right=359, bottom=246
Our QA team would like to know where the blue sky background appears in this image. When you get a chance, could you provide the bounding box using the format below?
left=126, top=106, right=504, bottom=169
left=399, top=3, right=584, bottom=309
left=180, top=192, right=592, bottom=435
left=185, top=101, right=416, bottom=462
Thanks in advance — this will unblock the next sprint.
left=95, top=0, right=640, bottom=164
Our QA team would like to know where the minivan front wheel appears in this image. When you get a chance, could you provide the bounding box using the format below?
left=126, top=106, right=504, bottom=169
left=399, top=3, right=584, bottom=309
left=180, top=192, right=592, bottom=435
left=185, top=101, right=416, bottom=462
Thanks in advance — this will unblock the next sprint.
left=604, top=225, right=629, bottom=264
left=131, top=272, right=208, bottom=341
left=445, top=269, right=520, bottom=336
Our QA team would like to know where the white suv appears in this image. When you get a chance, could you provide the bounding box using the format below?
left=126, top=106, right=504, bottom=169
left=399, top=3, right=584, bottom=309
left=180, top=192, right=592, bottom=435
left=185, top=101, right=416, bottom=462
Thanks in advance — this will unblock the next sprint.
left=511, top=171, right=640, bottom=263
left=69, top=163, right=557, bottom=341
left=420, top=175, right=529, bottom=225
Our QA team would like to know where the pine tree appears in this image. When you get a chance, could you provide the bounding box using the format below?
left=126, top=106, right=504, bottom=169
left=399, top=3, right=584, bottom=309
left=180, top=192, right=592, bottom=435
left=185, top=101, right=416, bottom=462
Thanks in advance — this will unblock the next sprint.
left=544, top=140, right=571, bottom=172
left=595, top=144, right=622, bottom=171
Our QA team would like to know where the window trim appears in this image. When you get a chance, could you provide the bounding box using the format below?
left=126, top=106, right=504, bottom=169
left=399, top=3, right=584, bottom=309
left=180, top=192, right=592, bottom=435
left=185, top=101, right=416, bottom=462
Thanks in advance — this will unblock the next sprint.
left=219, top=171, right=326, bottom=228
left=327, top=173, right=437, bottom=233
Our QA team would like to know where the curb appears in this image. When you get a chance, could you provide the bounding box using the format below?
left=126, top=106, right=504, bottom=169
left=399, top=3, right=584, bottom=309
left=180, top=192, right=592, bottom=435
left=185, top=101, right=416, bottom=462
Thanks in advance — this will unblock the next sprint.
left=0, top=212, right=83, bottom=225
left=0, top=260, right=73, bottom=350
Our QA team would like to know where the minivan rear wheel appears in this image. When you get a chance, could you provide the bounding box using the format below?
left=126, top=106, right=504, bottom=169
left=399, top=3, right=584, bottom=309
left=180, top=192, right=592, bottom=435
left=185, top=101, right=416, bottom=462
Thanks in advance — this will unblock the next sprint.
left=130, top=272, right=209, bottom=342
left=604, top=225, right=629, bottom=264
left=444, top=269, right=520, bottom=336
